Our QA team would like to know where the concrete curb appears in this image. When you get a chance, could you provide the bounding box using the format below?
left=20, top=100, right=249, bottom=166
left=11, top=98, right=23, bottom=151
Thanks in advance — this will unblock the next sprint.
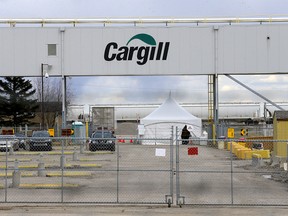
left=0, top=151, right=113, bottom=156
left=0, top=158, right=32, bottom=162
left=46, top=171, right=92, bottom=177
left=18, top=183, right=79, bottom=189
left=0, top=163, right=102, bottom=169
left=0, top=172, right=35, bottom=177
left=0, top=171, right=92, bottom=178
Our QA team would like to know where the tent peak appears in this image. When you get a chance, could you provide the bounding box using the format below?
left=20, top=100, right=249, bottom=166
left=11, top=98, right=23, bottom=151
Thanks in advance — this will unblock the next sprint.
left=140, top=95, right=202, bottom=139
left=142, top=94, right=200, bottom=121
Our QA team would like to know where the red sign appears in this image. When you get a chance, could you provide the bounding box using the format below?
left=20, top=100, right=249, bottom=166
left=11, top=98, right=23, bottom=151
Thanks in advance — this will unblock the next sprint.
left=188, top=147, right=198, bottom=155
left=61, top=129, right=73, bottom=136
left=2, top=129, right=14, bottom=135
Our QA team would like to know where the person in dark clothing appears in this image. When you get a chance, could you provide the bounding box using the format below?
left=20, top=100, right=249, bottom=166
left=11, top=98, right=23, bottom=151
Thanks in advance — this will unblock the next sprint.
left=181, top=125, right=191, bottom=145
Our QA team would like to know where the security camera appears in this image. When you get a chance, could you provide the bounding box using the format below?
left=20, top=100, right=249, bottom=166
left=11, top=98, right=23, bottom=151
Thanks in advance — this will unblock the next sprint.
left=44, top=72, right=49, bottom=78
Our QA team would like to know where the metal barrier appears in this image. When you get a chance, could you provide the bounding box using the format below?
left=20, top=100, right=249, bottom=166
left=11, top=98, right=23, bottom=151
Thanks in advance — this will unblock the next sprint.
left=0, top=133, right=288, bottom=206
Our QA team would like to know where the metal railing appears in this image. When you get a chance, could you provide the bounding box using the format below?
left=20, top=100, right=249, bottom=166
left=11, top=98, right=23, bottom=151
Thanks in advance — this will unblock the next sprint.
left=1, top=17, right=288, bottom=27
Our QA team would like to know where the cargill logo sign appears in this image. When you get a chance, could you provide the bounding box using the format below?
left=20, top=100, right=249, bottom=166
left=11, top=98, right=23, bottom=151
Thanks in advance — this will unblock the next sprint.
left=104, top=33, right=170, bottom=65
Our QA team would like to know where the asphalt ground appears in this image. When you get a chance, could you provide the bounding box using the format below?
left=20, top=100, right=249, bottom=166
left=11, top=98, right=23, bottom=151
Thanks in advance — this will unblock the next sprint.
left=1, top=204, right=288, bottom=216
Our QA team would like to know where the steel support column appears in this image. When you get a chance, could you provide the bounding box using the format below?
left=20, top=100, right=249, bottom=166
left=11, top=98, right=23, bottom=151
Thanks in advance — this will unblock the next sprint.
left=213, top=26, right=219, bottom=139
left=60, top=28, right=66, bottom=129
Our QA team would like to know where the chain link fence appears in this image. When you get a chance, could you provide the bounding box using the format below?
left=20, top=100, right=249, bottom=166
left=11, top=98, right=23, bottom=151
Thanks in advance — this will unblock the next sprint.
left=0, top=132, right=287, bottom=206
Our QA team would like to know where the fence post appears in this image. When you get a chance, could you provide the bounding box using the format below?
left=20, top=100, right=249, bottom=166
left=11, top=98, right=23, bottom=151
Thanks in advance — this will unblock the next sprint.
left=60, top=155, right=66, bottom=168
left=167, top=126, right=174, bottom=207
left=80, top=143, right=84, bottom=154
left=230, top=140, right=234, bottom=205
left=9, top=146, right=14, bottom=155
left=73, top=146, right=78, bottom=161
left=38, top=153, right=46, bottom=177
left=61, top=137, right=65, bottom=203
left=12, top=159, right=20, bottom=188
left=175, top=126, right=184, bottom=206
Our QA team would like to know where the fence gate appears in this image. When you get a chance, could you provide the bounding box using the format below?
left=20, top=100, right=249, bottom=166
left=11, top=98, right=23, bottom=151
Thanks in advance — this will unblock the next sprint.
left=175, top=127, right=233, bottom=205
left=175, top=126, right=288, bottom=206
left=115, top=137, right=174, bottom=205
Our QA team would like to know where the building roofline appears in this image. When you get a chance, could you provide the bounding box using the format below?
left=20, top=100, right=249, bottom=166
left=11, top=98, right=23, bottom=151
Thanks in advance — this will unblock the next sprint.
left=2, top=17, right=288, bottom=26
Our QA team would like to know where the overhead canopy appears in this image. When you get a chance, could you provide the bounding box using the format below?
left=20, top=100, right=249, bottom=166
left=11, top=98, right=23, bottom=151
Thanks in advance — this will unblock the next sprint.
left=140, top=95, right=202, bottom=144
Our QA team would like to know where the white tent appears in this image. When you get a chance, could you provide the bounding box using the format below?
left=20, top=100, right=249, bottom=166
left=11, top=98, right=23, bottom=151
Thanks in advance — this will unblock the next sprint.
left=139, top=95, right=202, bottom=144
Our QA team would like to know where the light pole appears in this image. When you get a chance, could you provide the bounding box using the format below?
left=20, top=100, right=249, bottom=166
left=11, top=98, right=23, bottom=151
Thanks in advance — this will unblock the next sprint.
left=41, top=64, right=50, bottom=130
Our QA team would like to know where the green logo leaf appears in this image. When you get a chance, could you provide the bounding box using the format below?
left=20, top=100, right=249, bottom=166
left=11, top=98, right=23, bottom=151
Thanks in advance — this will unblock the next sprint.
left=126, top=33, right=156, bottom=46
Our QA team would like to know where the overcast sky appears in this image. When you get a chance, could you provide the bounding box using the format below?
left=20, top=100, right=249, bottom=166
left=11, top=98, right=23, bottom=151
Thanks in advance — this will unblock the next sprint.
left=1, top=0, right=287, bottom=18
left=1, top=0, right=288, bottom=107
